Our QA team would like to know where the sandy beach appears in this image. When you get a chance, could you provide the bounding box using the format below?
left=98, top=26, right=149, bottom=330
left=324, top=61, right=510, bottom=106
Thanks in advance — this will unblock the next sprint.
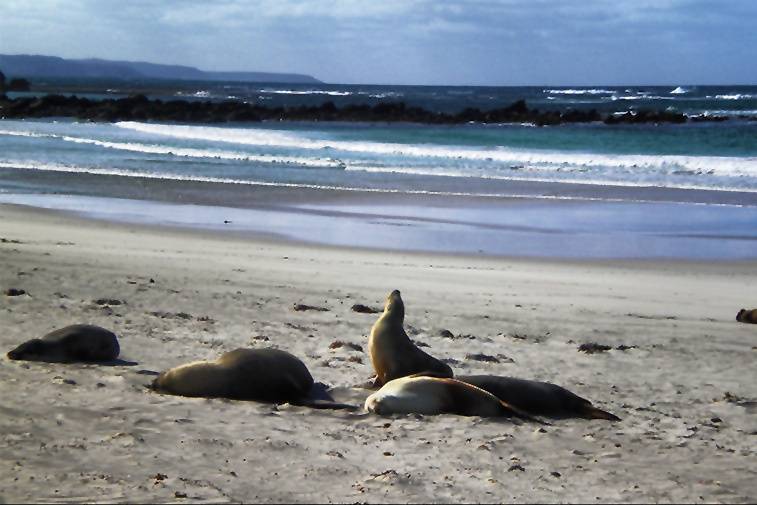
left=1, top=202, right=755, bottom=503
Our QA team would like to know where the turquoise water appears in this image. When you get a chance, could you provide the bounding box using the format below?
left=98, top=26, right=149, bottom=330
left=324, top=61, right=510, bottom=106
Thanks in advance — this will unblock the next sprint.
left=1, top=83, right=757, bottom=259
left=1, top=118, right=756, bottom=196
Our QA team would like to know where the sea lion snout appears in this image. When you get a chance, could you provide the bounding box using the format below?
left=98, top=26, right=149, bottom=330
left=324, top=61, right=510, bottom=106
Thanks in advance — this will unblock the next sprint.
left=7, top=339, right=44, bottom=360
left=736, top=309, right=746, bottom=321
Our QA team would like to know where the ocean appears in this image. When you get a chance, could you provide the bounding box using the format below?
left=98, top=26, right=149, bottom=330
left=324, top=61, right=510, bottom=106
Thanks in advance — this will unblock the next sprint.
left=1, top=82, right=757, bottom=259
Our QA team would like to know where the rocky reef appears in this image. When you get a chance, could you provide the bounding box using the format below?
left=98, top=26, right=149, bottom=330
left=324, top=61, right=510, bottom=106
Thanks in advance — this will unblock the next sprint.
left=0, top=93, right=752, bottom=125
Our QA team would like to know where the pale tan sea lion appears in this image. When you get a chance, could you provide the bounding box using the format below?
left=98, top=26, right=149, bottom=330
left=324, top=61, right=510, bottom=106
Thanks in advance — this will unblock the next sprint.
left=6, top=324, right=120, bottom=363
left=364, top=375, right=531, bottom=418
left=736, top=308, right=757, bottom=324
left=457, top=375, right=621, bottom=421
left=368, top=290, right=453, bottom=387
left=152, top=348, right=356, bottom=409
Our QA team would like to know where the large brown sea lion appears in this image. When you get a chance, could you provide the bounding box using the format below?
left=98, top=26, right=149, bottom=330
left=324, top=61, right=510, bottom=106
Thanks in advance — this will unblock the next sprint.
left=364, top=375, right=532, bottom=419
left=151, top=347, right=356, bottom=409
left=736, top=309, right=757, bottom=324
left=368, top=290, right=453, bottom=387
left=6, top=324, right=120, bottom=363
left=457, top=375, right=621, bottom=421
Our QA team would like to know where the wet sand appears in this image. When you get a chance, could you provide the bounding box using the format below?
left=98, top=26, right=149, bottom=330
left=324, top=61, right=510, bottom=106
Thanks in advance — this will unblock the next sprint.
left=0, top=203, right=756, bottom=503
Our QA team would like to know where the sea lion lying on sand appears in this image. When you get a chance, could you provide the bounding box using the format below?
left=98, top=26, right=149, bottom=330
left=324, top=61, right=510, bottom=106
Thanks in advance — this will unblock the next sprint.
left=457, top=374, right=620, bottom=421
left=152, top=347, right=356, bottom=409
left=7, top=324, right=120, bottom=363
left=736, top=309, right=757, bottom=324
left=369, top=290, right=453, bottom=387
left=365, top=375, right=533, bottom=419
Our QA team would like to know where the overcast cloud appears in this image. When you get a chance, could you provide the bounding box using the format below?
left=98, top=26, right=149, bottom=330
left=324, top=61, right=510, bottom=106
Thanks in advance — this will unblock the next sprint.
left=0, top=0, right=755, bottom=85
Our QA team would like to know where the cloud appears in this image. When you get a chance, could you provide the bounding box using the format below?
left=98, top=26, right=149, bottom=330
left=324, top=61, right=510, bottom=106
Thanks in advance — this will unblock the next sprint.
left=0, top=0, right=755, bottom=85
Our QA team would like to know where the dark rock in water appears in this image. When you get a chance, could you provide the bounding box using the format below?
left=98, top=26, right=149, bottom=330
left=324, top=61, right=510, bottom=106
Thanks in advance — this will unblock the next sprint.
left=351, top=303, right=380, bottom=314
left=578, top=342, right=613, bottom=354
left=7, top=78, right=30, bottom=92
left=2, top=92, right=739, bottom=125
left=7, top=324, right=120, bottom=363
left=604, top=109, right=686, bottom=125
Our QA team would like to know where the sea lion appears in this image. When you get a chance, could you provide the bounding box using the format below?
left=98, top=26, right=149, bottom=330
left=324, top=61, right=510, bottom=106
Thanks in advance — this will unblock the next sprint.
left=364, top=375, right=531, bottom=419
left=368, top=290, right=453, bottom=387
left=736, top=309, right=757, bottom=324
left=7, top=324, right=120, bottom=363
left=457, top=375, right=621, bottom=421
left=151, top=347, right=356, bottom=409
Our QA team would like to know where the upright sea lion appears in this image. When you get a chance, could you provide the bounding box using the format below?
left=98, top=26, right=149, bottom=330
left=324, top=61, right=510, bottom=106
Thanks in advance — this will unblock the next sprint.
left=457, top=375, right=621, bottom=421
left=152, top=347, right=356, bottom=409
left=368, top=290, right=453, bottom=387
left=364, top=375, right=531, bottom=419
left=736, top=309, right=757, bottom=324
left=7, top=324, right=120, bottom=363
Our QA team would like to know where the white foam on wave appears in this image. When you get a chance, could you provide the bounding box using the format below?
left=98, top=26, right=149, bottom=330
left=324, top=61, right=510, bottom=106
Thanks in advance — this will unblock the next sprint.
left=2, top=160, right=756, bottom=200
left=611, top=95, right=676, bottom=101
left=0, top=128, right=343, bottom=168
left=114, top=121, right=757, bottom=177
left=711, top=94, right=756, bottom=100
left=176, top=90, right=211, bottom=98
left=259, top=89, right=353, bottom=96
left=345, top=163, right=757, bottom=193
left=544, top=89, right=615, bottom=95
left=670, top=86, right=691, bottom=95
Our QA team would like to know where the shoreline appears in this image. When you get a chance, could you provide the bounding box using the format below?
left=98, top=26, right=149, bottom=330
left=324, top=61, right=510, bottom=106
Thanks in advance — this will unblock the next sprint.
left=2, top=180, right=757, bottom=261
left=1, top=201, right=755, bottom=503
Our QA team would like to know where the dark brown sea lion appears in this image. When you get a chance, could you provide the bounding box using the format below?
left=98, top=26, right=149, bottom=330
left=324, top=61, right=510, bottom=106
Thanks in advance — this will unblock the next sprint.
left=7, top=324, right=120, bottom=363
left=151, top=347, right=356, bottom=409
left=736, top=309, right=757, bottom=324
left=456, top=374, right=621, bottom=421
left=368, top=290, right=453, bottom=387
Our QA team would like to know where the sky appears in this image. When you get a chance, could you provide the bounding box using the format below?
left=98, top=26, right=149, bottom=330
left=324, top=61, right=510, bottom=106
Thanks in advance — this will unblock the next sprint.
left=0, top=0, right=756, bottom=86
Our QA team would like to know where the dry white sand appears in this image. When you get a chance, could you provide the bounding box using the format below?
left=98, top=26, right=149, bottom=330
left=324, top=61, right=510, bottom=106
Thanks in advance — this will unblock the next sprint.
left=1, top=203, right=755, bottom=503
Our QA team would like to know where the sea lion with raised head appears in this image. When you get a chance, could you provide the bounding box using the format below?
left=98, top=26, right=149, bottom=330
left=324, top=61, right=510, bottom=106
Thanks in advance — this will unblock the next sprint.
left=7, top=324, right=120, bottom=363
left=152, top=347, right=356, bottom=409
left=736, top=309, right=757, bottom=324
left=368, top=290, right=453, bottom=387
left=457, top=375, right=620, bottom=421
left=365, top=375, right=532, bottom=419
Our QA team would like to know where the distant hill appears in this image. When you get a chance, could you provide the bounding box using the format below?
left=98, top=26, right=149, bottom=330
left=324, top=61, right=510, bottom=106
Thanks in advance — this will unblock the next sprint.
left=0, top=54, right=322, bottom=84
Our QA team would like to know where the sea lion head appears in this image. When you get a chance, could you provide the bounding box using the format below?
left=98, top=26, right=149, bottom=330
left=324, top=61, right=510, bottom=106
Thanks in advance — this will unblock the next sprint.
left=383, top=290, right=404, bottom=323
left=364, top=391, right=396, bottom=415
left=736, top=309, right=746, bottom=322
left=7, top=339, right=46, bottom=360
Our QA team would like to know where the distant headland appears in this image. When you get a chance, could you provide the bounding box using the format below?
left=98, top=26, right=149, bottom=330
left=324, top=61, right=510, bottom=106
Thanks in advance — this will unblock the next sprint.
left=0, top=54, right=322, bottom=84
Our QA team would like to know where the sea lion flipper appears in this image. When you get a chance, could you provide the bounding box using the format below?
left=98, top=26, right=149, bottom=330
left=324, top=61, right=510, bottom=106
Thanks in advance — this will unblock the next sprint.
left=579, top=404, right=621, bottom=422
left=294, top=399, right=360, bottom=411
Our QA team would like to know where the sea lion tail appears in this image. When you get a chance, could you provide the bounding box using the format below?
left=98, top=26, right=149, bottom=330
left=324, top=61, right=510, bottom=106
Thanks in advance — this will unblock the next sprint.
left=580, top=404, right=621, bottom=422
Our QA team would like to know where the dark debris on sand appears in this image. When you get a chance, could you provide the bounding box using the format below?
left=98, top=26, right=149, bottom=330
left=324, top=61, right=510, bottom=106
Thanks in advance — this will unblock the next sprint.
left=4, top=288, right=26, bottom=296
left=94, top=298, right=124, bottom=306
left=578, top=342, right=613, bottom=354
left=329, top=340, right=364, bottom=352
left=351, top=303, right=380, bottom=314
left=292, top=303, right=330, bottom=312
left=465, top=353, right=501, bottom=363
